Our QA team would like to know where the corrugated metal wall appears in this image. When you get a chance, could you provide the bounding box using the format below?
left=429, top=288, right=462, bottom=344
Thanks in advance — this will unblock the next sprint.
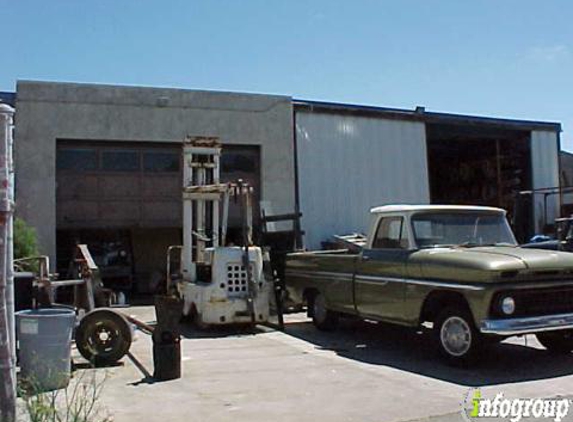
left=531, top=130, right=561, bottom=232
left=295, top=111, right=430, bottom=249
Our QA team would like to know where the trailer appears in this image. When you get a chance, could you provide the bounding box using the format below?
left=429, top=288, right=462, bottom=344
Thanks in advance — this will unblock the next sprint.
left=15, top=245, right=133, bottom=366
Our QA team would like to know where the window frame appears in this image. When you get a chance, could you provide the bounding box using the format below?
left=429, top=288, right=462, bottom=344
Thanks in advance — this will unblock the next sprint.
left=372, top=216, right=411, bottom=250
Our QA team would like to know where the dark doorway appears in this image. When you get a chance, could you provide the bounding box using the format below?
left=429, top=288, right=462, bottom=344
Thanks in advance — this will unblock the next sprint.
left=426, top=124, right=533, bottom=241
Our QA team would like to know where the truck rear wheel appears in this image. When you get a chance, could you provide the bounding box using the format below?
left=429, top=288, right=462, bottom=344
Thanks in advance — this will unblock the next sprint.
left=311, top=292, right=338, bottom=331
left=536, top=330, right=573, bottom=354
left=434, top=307, right=480, bottom=366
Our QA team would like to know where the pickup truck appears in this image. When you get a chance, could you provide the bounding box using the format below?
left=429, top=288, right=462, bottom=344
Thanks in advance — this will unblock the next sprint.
left=285, top=205, right=573, bottom=365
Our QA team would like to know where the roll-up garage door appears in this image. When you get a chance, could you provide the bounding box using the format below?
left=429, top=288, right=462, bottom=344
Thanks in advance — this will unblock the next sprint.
left=56, top=141, right=261, bottom=230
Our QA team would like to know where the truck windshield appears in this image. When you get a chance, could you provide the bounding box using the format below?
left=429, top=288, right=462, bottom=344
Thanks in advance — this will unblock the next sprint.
left=411, top=212, right=517, bottom=248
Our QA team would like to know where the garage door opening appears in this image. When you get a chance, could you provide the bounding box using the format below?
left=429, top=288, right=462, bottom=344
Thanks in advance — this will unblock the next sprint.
left=56, top=141, right=261, bottom=296
left=426, top=124, right=533, bottom=241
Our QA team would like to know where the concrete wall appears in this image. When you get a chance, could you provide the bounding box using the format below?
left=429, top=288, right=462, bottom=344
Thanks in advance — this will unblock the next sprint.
left=15, top=81, right=295, bottom=266
left=295, top=111, right=430, bottom=249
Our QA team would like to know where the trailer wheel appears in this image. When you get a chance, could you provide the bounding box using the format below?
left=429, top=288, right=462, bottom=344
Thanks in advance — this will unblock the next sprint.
left=311, top=292, right=338, bottom=331
left=76, top=309, right=132, bottom=366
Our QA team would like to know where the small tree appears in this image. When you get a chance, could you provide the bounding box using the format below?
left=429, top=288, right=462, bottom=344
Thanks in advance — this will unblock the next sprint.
left=14, top=218, right=38, bottom=260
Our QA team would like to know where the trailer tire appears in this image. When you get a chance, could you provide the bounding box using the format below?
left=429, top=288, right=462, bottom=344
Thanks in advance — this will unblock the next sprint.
left=311, top=292, right=338, bottom=331
left=76, top=309, right=132, bottom=366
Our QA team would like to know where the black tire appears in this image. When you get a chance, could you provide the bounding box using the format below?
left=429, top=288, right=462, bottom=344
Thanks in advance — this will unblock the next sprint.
left=76, top=309, right=132, bottom=366
left=310, top=292, right=338, bottom=331
left=536, top=330, right=573, bottom=354
left=434, top=307, right=481, bottom=366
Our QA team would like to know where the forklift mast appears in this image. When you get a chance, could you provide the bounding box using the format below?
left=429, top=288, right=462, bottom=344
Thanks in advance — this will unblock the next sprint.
left=180, top=136, right=254, bottom=282
left=182, top=136, right=222, bottom=282
left=171, top=136, right=270, bottom=326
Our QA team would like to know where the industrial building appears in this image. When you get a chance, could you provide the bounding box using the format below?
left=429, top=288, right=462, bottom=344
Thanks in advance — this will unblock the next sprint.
left=295, top=101, right=561, bottom=249
left=4, top=80, right=563, bottom=293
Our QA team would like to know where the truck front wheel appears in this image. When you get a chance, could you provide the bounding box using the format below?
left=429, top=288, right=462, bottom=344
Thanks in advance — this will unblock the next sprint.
left=536, top=330, right=573, bottom=354
left=435, top=307, right=480, bottom=366
left=311, top=292, right=338, bottom=331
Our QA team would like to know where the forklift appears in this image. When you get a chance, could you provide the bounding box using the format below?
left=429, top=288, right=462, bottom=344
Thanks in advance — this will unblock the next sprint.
left=166, top=136, right=271, bottom=326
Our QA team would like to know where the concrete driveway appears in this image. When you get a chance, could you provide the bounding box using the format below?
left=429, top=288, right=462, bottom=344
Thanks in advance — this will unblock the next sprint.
left=75, top=306, right=573, bottom=422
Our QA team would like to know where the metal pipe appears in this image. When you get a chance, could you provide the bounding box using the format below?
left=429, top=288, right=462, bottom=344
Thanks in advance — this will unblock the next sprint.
left=5, top=106, right=14, bottom=382
left=496, top=139, right=503, bottom=207
left=239, top=180, right=256, bottom=324
left=166, top=245, right=183, bottom=293
left=0, top=103, right=15, bottom=422
left=221, top=190, right=229, bottom=246
left=544, top=192, right=549, bottom=230
left=196, top=167, right=205, bottom=261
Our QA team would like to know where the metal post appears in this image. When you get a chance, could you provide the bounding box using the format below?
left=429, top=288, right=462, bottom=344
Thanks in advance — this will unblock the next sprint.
left=212, top=153, right=220, bottom=247
left=0, top=103, right=15, bottom=422
left=496, top=139, right=503, bottom=207
left=544, top=192, right=549, bottom=232
left=196, top=166, right=205, bottom=262
left=221, top=190, right=229, bottom=246
left=238, top=180, right=256, bottom=323
left=182, top=143, right=195, bottom=282
left=5, top=105, right=14, bottom=375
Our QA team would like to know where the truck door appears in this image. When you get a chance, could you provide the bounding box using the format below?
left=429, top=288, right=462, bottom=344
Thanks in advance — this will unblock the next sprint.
left=355, top=216, right=408, bottom=322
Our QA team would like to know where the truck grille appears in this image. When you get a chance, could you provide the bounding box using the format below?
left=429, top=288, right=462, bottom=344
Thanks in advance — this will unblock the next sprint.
left=226, top=263, right=253, bottom=297
left=491, top=286, right=573, bottom=318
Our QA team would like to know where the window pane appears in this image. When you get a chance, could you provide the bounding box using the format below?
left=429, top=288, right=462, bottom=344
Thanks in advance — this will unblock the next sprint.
left=412, top=212, right=516, bottom=248
left=373, top=217, right=407, bottom=249
left=57, top=149, right=97, bottom=171
left=143, top=152, right=179, bottom=172
left=101, top=151, right=139, bottom=171
left=221, top=153, right=257, bottom=173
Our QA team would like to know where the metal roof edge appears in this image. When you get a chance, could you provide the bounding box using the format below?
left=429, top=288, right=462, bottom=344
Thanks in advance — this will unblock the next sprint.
left=293, top=99, right=562, bottom=132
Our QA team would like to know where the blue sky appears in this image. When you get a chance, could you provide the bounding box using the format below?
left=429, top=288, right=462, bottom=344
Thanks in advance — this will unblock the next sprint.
left=2, top=0, right=572, bottom=149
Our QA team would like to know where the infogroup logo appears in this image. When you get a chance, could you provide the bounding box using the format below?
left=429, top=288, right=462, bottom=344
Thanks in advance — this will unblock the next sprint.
left=461, top=389, right=571, bottom=422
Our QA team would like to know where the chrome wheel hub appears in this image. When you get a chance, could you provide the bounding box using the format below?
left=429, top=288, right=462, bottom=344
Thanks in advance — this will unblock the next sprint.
left=440, top=316, right=472, bottom=357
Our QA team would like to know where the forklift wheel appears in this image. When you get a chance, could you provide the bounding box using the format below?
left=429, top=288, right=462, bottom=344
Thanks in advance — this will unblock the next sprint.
left=76, top=309, right=132, bottom=366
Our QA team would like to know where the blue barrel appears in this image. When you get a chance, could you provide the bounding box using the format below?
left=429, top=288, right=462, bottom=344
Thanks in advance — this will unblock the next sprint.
left=16, top=308, right=76, bottom=391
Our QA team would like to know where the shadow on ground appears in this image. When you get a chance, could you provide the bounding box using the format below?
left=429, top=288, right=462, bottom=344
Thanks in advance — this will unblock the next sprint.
left=177, top=322, right=268, bottom=339
left=283, top=318, right=573, bottom=387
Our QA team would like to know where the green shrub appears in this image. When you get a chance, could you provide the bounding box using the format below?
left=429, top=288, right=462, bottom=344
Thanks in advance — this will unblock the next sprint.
left=18, top=370, right=112, bottom=422
left=14, top=218, right=39, bottom=259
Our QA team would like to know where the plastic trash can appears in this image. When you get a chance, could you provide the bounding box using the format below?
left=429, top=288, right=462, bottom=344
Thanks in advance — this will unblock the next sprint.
left=16, top=308, right=76, bottom=391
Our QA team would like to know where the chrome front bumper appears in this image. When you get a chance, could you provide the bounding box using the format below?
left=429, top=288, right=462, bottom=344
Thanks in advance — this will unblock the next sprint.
left=480, top=312, right=573, bottom=336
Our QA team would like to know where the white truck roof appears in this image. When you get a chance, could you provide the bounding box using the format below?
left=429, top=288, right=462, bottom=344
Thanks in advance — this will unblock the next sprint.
left=370, top=204, right=506, bottom=214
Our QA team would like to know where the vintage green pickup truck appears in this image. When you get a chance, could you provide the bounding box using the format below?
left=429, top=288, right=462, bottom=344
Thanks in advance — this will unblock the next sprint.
left=285, top=205, right=573, bottom=364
